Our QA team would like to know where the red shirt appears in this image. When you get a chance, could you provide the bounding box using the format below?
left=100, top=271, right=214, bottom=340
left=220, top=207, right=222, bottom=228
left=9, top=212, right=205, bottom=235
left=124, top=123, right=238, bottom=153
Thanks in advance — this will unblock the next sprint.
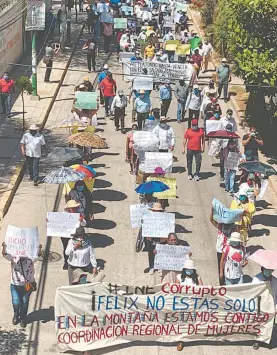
left=191, top=53, right=203, bottom=68
left=100, top=77, right=116, bottom=97
left=184, top=128, right=204, bottom=151
left=0, top=78, right=15, bottom=93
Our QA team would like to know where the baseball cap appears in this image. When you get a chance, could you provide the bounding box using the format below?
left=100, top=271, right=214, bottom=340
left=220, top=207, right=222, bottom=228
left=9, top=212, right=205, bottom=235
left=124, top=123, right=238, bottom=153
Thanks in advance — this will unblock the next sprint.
left=191, top=119, right=198, bottom=125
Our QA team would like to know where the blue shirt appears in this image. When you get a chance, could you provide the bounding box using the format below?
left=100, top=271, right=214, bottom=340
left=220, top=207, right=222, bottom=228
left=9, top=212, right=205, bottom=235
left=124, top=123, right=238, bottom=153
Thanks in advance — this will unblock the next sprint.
left=159, top=85, right=172, bottom=100
left=98, top=71, right=107, bottom=83
left=135, top=96, right=151, bottom=113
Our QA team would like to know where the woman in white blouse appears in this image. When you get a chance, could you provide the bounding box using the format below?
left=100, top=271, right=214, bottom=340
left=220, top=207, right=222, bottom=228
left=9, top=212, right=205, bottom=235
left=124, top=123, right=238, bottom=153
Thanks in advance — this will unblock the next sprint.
left=65, top=226, right=98, bottom=285
left=2, top=242, right=42, bottom=328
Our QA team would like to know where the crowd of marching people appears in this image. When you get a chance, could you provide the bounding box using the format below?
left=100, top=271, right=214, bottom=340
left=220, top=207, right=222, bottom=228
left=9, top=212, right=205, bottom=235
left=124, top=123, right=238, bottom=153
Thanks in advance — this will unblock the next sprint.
left=2, top=1, right=277, bottom=349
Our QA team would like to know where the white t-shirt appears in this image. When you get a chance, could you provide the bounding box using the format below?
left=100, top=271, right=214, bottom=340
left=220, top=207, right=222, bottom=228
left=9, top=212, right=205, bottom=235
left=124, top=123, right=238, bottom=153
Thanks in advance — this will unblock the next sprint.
left=219, top=116, right=237, bottom=132
left=252, top=273, right=277, bottom=309
left=239, top=182, right=258, bottom=203
left=223, top=245, right=244, bottom=280
left=202, top=43, right=213, bottom=56
left=20, top=132, right=45, bottom=158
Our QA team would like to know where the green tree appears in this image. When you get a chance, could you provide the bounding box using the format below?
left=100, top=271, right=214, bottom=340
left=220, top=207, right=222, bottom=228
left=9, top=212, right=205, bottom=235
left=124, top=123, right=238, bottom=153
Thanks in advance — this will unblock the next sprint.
left=200, top=0, right=218, bottom=26
left=15, top=76, right=32, bottom=131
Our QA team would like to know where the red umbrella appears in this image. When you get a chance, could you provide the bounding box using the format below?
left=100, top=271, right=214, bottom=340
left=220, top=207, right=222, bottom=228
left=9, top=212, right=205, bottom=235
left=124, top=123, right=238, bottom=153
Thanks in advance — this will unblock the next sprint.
left=207, top=130, right=240, bottom=139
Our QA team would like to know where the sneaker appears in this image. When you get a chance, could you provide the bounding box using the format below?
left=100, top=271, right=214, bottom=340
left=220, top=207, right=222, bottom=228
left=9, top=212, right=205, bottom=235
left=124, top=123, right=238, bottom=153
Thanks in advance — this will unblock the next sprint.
left=34, top=181, right=39, bottom=186
left=12, top=315, right=20, bottom=325
left=144, top=267, right=150, bottom=274
left=121, top=129, right=126, bottom=134
left=229, top=191, right=234, bottom=196
left=194, top=175, right=200, bottom=181
left=188, top=175, right=193, bottom=180
left=20, top=319, right=27, bottom=328
left=225, top=189, right=229, bottom=192
left=115, top=127, right=119, bottom=131
left=149, top=268, right=154, bottom=275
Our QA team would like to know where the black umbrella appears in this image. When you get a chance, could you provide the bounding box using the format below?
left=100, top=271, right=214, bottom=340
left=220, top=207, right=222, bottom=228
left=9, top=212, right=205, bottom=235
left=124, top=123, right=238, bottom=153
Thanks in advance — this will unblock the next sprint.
left=238, top=161, right=277, bottom=176
left=47, top=147, right=83, bottom=163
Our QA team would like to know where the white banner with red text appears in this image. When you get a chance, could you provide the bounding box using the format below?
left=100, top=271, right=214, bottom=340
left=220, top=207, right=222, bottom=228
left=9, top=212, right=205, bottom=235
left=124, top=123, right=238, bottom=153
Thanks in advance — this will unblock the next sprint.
left=55, top=282, right=275, bottom=352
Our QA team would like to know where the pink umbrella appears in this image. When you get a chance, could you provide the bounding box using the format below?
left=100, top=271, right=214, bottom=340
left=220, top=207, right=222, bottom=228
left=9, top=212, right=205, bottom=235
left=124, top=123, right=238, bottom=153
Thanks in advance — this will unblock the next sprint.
left=248, top=249, right=277, bottom=270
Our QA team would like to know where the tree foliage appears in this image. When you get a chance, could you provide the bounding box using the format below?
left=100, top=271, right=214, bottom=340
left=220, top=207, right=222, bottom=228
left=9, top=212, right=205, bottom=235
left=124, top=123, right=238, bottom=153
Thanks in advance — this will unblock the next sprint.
left=214, top=0, right=277, bottom=88
left=15, top=76, right=32, bottom=95
left=200, top=0, right=218, bottom=26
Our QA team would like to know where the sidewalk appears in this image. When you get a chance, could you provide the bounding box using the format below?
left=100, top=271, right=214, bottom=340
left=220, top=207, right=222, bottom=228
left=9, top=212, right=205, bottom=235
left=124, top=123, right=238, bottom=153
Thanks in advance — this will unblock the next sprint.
left=0, top=18, right=86, bottom=218
left=189, top=7, right=277, bottom=199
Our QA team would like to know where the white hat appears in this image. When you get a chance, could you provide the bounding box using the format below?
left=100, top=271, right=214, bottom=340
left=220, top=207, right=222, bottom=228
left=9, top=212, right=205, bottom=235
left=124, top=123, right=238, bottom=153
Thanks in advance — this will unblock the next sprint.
left=149, top=202, right=164, bottom=212
left=229, top=232, right=242, bottom=242
left=103, top=64, right=109, bottom=69
left=222, top=58, right=227, bottom=62
left=183, top=259, right=196, bottom=269
left=139, top=89, right=145, bottom=94
left=65, top=200, right=81, bottom=209
left=193, top=84, right=199, bottom=89
left=160, top=116, right=168, bottom=121
left=29, top=124, right=38, bottom=130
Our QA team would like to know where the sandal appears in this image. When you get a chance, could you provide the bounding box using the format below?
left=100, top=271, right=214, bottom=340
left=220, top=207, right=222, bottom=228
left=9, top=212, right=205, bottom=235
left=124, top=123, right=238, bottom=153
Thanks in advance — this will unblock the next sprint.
left=177, top=342, right=184, bottom=351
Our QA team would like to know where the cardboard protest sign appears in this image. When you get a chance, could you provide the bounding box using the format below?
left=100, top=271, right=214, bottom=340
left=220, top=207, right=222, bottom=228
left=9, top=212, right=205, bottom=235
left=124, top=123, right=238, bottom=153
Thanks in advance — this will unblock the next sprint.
left=123, top=60, right=194, bottom=81
left=47, top=212, right=80, bottom=238
left=163, top=19, right=174, bottom=29
left=225, top=152, right=241, bottom=171
left=143, top=119, right=159, bottom=132
left=119, top=52, right=134, bottom=63
left=212, top=198, right=244, bottom=224
left=5, top=225, right=39, bottom=258
left=100, top=12, right=114, bottom=23
left=206, top=120, right=222, bottom=135
left=133, top=131, right=160, bottom=152
left=144, top=152, right=173, bottom=173
left=175, top=2, right=188, bottom=12
left=165, top=40, right=179, bottom=52
left=114, top=18, right=127, bottom=29
left=55, top=282, right=275, bottom=352
left=176, top=43, right=191, bottom=56
left=121, top=5, right=133, bottom=15
left=133, top=77, right=154, bottom=91
left=154, top=244, right=190, bottom=270
left=147, top=177, right=176, bottom=199
left=142, top=211, right=175, bottom=238
left=129, top=204, right=149, bottom=228
left=75, top=92, right=98, bottom=110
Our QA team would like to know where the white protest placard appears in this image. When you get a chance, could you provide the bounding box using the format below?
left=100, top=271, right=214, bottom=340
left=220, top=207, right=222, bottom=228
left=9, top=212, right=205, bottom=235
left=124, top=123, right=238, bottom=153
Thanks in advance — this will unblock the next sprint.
left=133, top=131, right=160, bottom=152
left=225, top=152, right=241, bottom=171
left=133, top=76, right=154, bottom=91
left=55, top=282, right=275, bottom=353
left=119, top=52, right=134, bottom=63
left=163, top=19, right=174, bottom=29
left=206, top=120, right=222, bottom=135
left=144, top=152, right=173, bottom=173
left=258, top=179, right=269, bottom=199
left=212, top=198, right=244, bottom=224
left=123, top=60, right=194, bottom=82
left=143, top=119, right=159, bottom=132
left=5, top=225, right=39, bottom=258
left=121, top=5, right=133, bottom=15
left=130, top=204, right=149, bottom=228
left=154, top=244, right=190, bottom=271
left=47, top=212, right=80, bottom=238
left=100, top=12, right=114, bottom=23
left=142, top=211, right=175, bottom=238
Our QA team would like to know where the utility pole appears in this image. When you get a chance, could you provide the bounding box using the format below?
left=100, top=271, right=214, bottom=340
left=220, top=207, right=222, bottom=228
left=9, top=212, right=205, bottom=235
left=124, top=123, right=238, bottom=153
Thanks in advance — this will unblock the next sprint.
left=31, top=31, right=38, bottom=97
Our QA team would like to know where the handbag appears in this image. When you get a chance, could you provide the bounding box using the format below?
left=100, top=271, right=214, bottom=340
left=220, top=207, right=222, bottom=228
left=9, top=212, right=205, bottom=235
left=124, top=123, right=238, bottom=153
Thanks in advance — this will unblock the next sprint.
left=19, top=259, right=37, bottom=292
left=43, top=55, right=50, bottom=65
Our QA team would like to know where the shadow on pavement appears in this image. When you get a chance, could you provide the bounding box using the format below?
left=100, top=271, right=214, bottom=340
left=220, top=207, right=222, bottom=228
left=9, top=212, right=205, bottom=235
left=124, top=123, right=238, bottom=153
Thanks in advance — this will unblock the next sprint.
left=174, top=212, right=193, bottom=220
left=175, top=224, right=192, bottom=234
left=91, top=189, right=127, bottom=201
left=96, top=258, right=106, bottom=269
left=92, top=202, right=106, bottom=214
left=93, top=179, right=112, bottom=189
left=246, top=244, right=265, bottom=255
left=199, top=172, right=216, bottom=180
left=91, top=152, right=120, bottom=159
left=0, top=329, right=34, bottom=355
left=86, top=233, right=114, bottom=248
left=252, top=214, right=277, bottom=227
left=92, top=219, right=117, bottom=230
left=172, top=166, right=186, bottom=174
left=249, top=228, right=270, bottom=238
left=26, top=306, right=55, bottom=324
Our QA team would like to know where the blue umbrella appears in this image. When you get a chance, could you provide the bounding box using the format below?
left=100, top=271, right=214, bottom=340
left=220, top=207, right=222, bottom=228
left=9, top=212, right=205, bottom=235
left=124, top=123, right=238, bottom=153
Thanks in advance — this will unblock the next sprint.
left=84, top=165, right=97, bottom=176
left=44, top=167, right=86, bottom=184
left=135, top=181, right=169, bottom=194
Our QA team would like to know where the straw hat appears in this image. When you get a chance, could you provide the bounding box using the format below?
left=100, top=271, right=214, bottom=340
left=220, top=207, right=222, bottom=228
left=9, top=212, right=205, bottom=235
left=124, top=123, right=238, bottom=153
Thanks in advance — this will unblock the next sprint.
left=183, top=259, right=196, bottom=269
left=149, top=202, right=164, bottom=212
left=84, top=77, right=89, bottom=81
left=222, top=58, right=227, bottom=62
left=103, top=64, right=109, bottom=69
left=139, top=89, right=145, bottom=94
left=30, top=124, right=38, bottom=130
left=160, top=116, right=168, bottom=121
left=65, top=200, right=81, bottom=209
left=229, top=232, right=242, bottom=243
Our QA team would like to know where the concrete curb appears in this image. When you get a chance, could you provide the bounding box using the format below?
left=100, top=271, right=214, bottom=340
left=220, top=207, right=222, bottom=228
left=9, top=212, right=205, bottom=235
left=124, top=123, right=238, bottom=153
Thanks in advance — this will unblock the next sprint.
left=0, top=23, right=85, bottom=219
left=189, top=7, right=277, bottom=201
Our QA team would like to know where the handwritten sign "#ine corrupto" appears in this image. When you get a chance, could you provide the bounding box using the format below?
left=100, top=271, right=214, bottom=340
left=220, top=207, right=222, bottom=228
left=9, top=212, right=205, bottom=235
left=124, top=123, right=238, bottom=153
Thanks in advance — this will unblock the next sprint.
left=55, top=282, right=275, bottom=352
left=5, top=225, right=39, bottom=258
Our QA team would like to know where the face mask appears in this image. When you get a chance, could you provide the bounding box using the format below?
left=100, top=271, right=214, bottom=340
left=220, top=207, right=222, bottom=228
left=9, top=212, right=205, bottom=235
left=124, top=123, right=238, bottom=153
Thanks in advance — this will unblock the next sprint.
left=179, top=80, right=184, bottom=85
left=185, top=270, right=193, bottom=276
left=228, top=145, right=236, bottom=151
left=132, top=128, right=137, bottom=132
left=30, top=130, right=37, bottom=136
left=77, top=186, right=84, bottom=192
left=160, top=122, right=166, bottom=128
left=251, top=131, right=256, bottom=136
left=140, top=95, right=144, bottom=98
left=192, top=125, right=198, bottom=131
left=230, top=241, right=240, bottom=247
left=119, top=94, right=123, bottom=98
left=194, top=89, right=199, bottom=94
left=227, top=114, right=232, bottom=119
left=263, top=269, right=273, bottom=278
left=3, top=75, right=9, bottom=80
left=247, top=179, right=254, bottom=186
left=214, top=113, right=219, bottom=119
left=239, top=196, right=247, bottom=203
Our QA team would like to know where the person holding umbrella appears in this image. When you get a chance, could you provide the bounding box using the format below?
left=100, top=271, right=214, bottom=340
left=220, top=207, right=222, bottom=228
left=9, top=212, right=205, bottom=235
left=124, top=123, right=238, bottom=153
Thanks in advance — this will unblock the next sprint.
left=65, top=226, right=98, bottom=285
